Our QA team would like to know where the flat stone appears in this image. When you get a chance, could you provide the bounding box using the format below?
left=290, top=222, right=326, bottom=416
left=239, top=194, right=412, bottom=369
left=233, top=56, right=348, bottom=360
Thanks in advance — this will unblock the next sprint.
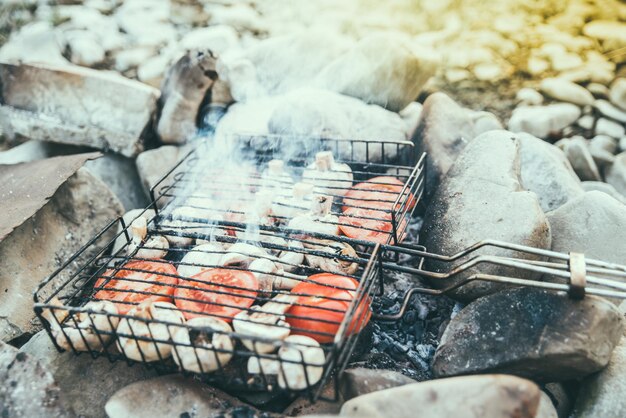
left=508, top=104, right=581, bottom=139
left=594, top=100, right=626, bottom=124
left=547, top=191, right=626, bottom=264
left=339, top=368, right=416, bottom=401
left=284, top=380, right=342, bottom=417
left=563, top=137, right=602, bottom=181
left=340, top=374, right=542, bottom=418
left=420, top=130, right=551, bottom=301
left=432, top=287, right=624, bottom=382
left=609, top=78, right=626, bottom=111
left=414, top=92, right=502, bottom=198
left=573, top=339, right=626, bottom=418
left=0, top=166, right=123, bottom=341
left=0, top=63, right=159, bottom=157
left=105, top=375, right=262, bottom=418
left=581, top=181, right=626, bottom=204
left=518, top=133, right=583, bottom=212
left=596, top=118, right=625, bottom=139
left=605, top=152, right=626, bottom=197
left=0, top=341, right=71, bottom=417
left=540, top=78, right=594, bottom=106
left=20, top=330, right=156, bottom=418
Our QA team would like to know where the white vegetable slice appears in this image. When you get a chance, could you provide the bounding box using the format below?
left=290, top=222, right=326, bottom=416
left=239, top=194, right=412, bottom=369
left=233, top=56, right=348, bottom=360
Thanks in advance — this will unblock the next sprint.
left=116, top=301, right=185, bottom=362
left=302, top=151, right=353, bottom=198
left=48, top=300, right=119, bottom=352
left=288, top=196, right=339, bottom=236
left=172, top=317, right=234, bottom=373
left=277, top=335, right=325, bottom=390
left=177, top=242, right=224, bottom=278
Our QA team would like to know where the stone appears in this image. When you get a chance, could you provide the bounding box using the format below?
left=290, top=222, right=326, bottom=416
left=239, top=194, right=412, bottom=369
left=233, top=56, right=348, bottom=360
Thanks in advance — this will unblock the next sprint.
left=583, top=20, right=626, bottom=52
left=420, top=130, right=551, bottom=301
left=20, top=330, right=156, bottom=418
left=544, top=383, right=573, bottom=418
left=540, top=78, right=594, bottom=106
left=563, top=137, right=602, bottom=181
left=596, top=118, right=626, bottom=139
left=527, top=56, right=550, bottom=76
left=84, top=153, right=149, bottom=210
left=587, top=83, right=610, bottom=99
left=284, top=381, right=342, bottom=417
left=339, top=368, right=415, bottom=401
left=595, top=100, right=626, bottom=124
left=114, top=47, right=156, bottom=72
left=0, top=63, right=159, bottom=157
left=588, top=140, right=616, bottom=169
left=576, top=115, right=594, bottom=131
left=0, top=140, right=87, bottom=165
left=518, top=133, right=583, bottom=212
left=340, top=374, right=542, bottom=418
left=209, top=3, right=266, bottom=33
left=516, top=87, right=543, bottom=105
left=547, top=191, right=626, bottom=264
left=178, top=25, right=239, bottom=55
left=508, top=104, right=580, bottom=139
left=609, top=78, right=626, bottom=111
left=433, top=287, right=624, bottom=381
left=590, top=135, right=618, bottom=154
left=105, top=375, right=259, bottom=418
left=573, top=340, right=626, bottom=418
left=0, top=22, right=68, bottom=66
left=0, top=167, right=123, bottom=341
left=538, top=392, right=559, bottom=418
left=65, top=29, right=106, bottom=67
left=135, top=145, right=189, bottom=200
left=157, top=50, right=218, bottom=144
left=414, top=92, right=502, bottom=197
left=605, top=152, right=626, bottom=197
left=473, top=62, right=504, bottom=81
left=621, top=137, right=626, bottom=153
left=0, top=341, right=71, bottom=417
left=316, top=33, right=438, bottom=112
left=399, top=102, right=423, bottom=138
left=136, top=54, right=172, bottom=84
left=582, top=181, right=626, bottom=204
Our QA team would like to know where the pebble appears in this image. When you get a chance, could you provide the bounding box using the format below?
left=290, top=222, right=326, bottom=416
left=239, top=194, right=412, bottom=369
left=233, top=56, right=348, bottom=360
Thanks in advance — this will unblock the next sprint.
left=609, top=78, right=626, bottom=111
left=590, top=135, right=617, bottom=154
left=594, top=99, right=626, bottom=124
left=508, top=103, right=581, bottom=139
left=576, top=115, right=594, bottom=131
left=114, top=47, right=156, bottom=72
left=583, top=20, right=626, bottom=52
left=564, top=137, right=602, bottom=181
left=581, top=181, right=626, bottom=204
left=596, top=118, right=626, bottom=139
left=516, top=87, right=543, bottom=105
left=605, top=152, right=626, bottom=197
left=620, top=137, right=626, bottom=153
left=539, top=77, right=594, bottom=106
left=587, top=82, right=610, bottom=98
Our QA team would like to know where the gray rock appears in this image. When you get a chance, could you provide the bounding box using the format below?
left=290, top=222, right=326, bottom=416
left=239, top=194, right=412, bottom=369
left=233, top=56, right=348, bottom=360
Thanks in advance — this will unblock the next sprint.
left=544, top=383, right=573, bottom=418
left=576, top=115, right=594, bottom=131
left=0, top=168, right=123, bottom=341
left=573, top=339, right=626, bottom=418
left=605, top=152, right=626, bottom=197
left=399, top=101, right=423, bottom=139
left=414, top=92, right=502, bottom=198
left=0, top=140, right=89, bottom=165
left=540, top=78, right=594, bottom=106
left=508, top=103, right=581, bottom=139
left=596, top=118, right=625, bottom=139
left=432, top=287, right=624, bottom=382
left=317, top=33, right=438, bottom=112
left=538, top=392, right=559, bottom=418
left=620, top=137, right=626, bottom=153
left=563, top=137, right=602, bottom=181
left=589, top=135, right=617, bottom=154
left=518, top=133, right=583, bottom=212
left=0, top=63, right=159, bottom=157
left=588, top=141, right=616, bottom=169
left=547, top=191, right=626, bottom=264
left=0, top=340, right=72, bottom=417
left=340, top=368, right=416, bottom=401
left=84, top=153, right=149, bottom=210
left=105, top=375, right=259, bottom=418
left=594, top=99, right=626, bottom=124
left=135, top=145, right=189, bottom=200
left=581, top=181, right=626, bottom=204
left=609, top=78, right=626, bottom=111
left=20, top=330, right=156, bottom=418
left=284, top=380, right=342, bottom=417
left=420, top=130, right=551, bottom=301
left=340, top=374, right=542, bottom=418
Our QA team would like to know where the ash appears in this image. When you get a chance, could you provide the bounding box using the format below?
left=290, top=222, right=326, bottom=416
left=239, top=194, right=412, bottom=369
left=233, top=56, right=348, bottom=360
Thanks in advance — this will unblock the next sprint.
left=352, top=217, right=457, bottom=381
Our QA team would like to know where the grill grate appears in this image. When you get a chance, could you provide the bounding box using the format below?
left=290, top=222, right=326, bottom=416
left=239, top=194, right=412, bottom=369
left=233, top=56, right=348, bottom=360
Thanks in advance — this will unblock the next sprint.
left=33, top=135, right=421, bottom=403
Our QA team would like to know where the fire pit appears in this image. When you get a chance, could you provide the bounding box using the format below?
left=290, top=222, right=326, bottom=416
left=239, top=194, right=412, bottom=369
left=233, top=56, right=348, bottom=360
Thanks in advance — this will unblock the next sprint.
left=33, top=135, right=425, bottom=403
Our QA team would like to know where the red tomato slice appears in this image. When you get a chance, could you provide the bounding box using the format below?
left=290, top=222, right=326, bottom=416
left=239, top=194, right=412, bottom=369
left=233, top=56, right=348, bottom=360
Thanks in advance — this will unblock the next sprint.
left=339, top=207, right=408, bottom=245
left=94, top=260, right=178, bottom=314
left=286, top=273, right=371, bottom=344
left=342, top=176, right=415, bottom=212
left=175, top=268, right=258, bottom=321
